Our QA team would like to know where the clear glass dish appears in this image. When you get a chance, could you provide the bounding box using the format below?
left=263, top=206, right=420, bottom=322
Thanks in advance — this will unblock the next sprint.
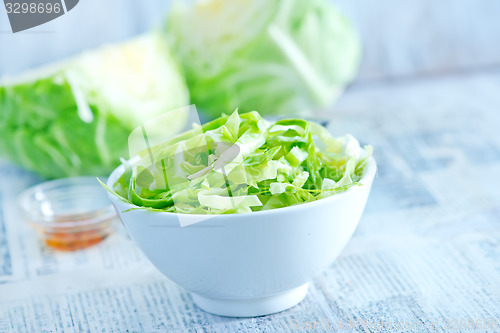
left=19, top=177, right=117, bottom=251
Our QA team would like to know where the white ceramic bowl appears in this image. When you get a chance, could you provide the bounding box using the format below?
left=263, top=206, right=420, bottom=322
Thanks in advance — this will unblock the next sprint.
left=107, top=157, right=376, bottom=317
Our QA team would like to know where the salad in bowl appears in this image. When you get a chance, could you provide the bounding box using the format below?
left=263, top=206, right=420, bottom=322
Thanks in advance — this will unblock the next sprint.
left=104, top=110, right=375, bottom=317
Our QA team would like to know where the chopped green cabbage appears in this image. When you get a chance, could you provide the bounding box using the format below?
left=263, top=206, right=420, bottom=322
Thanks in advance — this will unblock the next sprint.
left=0, top=33, right=189, bottom=179
left=165, top=0, right=361, bottom=118
left=108, top=110, right=372, bottom=214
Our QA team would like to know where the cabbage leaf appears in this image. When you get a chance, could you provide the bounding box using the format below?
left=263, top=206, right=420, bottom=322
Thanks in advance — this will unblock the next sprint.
left=165, top=0, right=361, bottom=118
left=0, top=33, right=189, bottom=178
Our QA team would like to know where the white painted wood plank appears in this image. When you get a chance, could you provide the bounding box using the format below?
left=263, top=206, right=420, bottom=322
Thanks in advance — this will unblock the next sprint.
left=333, top=0, right=500, bottom=81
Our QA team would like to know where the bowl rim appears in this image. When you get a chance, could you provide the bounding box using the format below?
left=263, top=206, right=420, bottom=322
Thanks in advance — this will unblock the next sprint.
left=106, top=157, right=376, bottom=219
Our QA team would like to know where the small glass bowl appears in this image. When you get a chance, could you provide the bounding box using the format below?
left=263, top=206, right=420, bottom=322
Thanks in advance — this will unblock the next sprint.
left=19, top=177, right=117, bottom=251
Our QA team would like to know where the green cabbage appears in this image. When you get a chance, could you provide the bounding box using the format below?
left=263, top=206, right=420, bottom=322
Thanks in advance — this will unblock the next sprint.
left=0, top=33, right=189, bottom=179
left=107, top=110, right=372, bottom=214
left=165, top=0, right=360, bottom=118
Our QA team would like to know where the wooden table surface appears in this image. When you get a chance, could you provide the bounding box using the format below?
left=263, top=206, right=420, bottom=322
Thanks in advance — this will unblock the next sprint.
left=1, top=1, right=499, bottom=331
left=1, top=68, right=499, bottom=332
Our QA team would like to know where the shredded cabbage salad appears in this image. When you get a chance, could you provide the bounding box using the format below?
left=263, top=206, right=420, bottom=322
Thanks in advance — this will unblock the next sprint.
left=107, top=110, right=372, bottom=214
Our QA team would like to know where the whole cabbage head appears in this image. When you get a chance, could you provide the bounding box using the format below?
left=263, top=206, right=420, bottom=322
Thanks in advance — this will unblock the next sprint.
left=165, top=0, right=361, bottom=119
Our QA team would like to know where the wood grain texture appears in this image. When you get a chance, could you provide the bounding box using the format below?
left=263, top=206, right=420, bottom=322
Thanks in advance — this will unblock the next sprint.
left=0, top=69, right=499, bottom=332
left=333, top=0, right=500, bottom=81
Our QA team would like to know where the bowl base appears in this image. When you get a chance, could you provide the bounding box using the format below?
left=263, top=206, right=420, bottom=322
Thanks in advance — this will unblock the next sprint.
left=191, top=283, right=309, bottom=317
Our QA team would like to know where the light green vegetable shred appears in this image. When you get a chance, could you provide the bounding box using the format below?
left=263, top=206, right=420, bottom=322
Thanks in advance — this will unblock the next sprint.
left=109, top=110, right=372, bottom=214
